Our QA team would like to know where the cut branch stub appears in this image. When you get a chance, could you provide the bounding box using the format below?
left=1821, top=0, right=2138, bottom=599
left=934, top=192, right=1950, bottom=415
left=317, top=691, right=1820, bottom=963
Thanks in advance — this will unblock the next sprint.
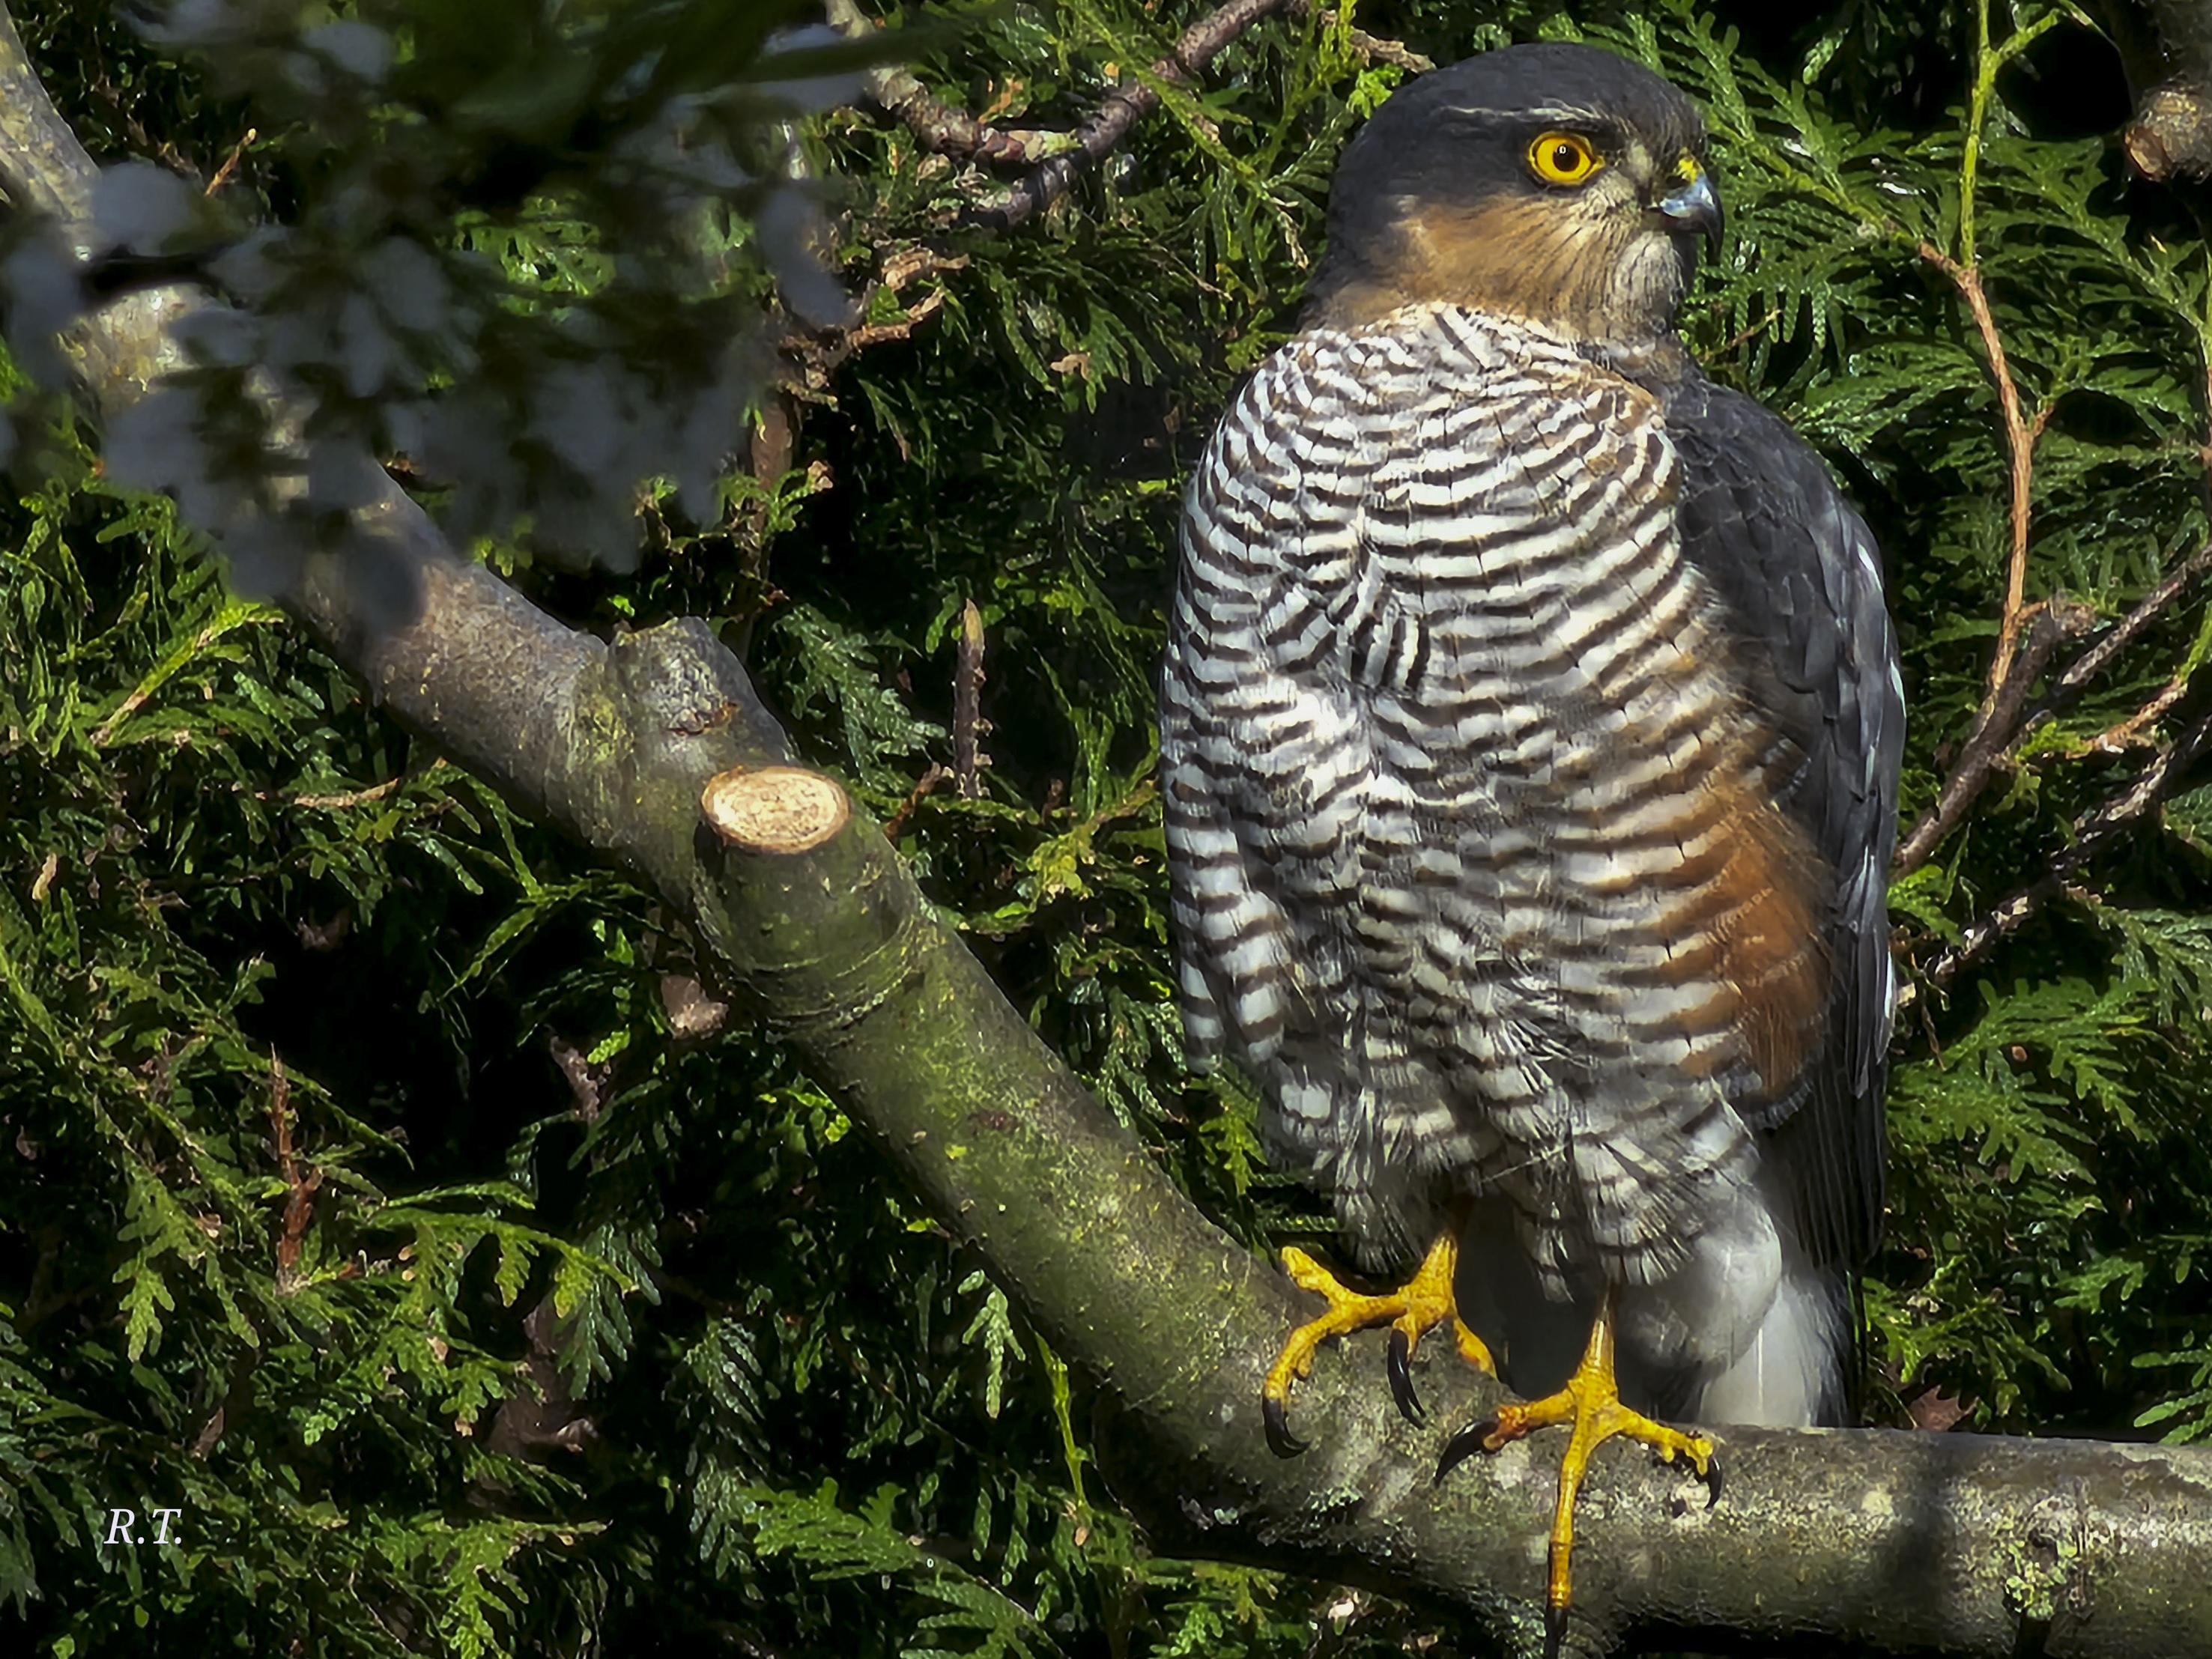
left=700, top=765, right=851, bottom=854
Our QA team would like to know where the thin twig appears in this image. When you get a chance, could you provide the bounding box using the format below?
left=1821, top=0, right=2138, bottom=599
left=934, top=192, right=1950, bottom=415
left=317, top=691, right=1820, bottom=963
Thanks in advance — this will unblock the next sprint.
left=1905, top=700, right=2212, bottom=1004
left=2050, top=539, right=2212, bottom=702
left=1894, top=598, right=2092, bottom=876
left=954, top=598, right=987, bottom=800
left=205, top=126, right=255, bottom=195
left=825, top=0, right=1074, bottom=165
left=832, top=0, right=1425, bottom=179
left=982, top=0, right=1293, bottom=231
left=267, top=1054, right=321, bottom=1290
left=2093, top=671, right=2193, bottom=751
left=291, top=776, right=404, bottom=810
left=1281, top=0, right=1434, bottom=72
left=1918, top=240, right=2049, bottom=702
left=881, top=762, right=948, bottom=842
left=1894, top=539, right=2212, bottom=876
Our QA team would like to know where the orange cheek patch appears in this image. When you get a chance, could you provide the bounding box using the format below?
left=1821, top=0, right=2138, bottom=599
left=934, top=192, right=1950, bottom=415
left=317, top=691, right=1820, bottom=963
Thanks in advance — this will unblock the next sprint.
left=1312, top=200, right=1600, bottom=329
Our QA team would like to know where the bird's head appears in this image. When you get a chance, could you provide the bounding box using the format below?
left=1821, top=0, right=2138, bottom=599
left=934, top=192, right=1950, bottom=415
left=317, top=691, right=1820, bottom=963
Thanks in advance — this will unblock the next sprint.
left=1305, top=43, right=1721, bottom=345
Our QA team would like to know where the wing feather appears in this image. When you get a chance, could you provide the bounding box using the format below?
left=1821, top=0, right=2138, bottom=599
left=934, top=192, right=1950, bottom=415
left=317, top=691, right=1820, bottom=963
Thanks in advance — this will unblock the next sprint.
left=1661, top=374, right=1904, bottom=1271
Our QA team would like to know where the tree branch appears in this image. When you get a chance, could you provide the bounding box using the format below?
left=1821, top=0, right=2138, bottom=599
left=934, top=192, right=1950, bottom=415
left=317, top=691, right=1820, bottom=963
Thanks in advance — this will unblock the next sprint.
left=2095, top=0, right=2212, bottom=183
left=1894, top=595, right=2092, bottom=877
left=824, top=0, right=1079, bottom=166
left=1918, top=240, right=2048, bottom=703
left=1909, top=699, right=2212, bottom=1001
left=10, top=8, right=2212, bottom=1653
left=829, top=0, right=1430, bottom=198
left=2049, top=538, right=2212, bottom=706
left=1282, top=0, right=1434, bottom=73
left=971, top=0, right=1291, bottom=231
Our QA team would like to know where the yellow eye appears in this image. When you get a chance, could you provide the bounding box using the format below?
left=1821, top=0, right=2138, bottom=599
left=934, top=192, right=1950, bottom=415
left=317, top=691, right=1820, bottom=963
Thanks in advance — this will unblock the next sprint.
left=1528, top=132, right=1602, bottom=186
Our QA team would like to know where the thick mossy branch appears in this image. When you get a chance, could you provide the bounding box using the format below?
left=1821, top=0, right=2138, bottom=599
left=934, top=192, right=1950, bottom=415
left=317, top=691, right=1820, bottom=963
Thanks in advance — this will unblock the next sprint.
left=9, top=8, right=2212, bottom=1652
left=2097, top=0, right=2212, bottom=182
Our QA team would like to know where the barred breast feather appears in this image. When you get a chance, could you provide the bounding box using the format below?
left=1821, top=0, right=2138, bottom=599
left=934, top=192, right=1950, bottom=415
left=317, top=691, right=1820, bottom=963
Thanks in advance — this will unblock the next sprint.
left=1160, top=303, right=1835, bottom=1306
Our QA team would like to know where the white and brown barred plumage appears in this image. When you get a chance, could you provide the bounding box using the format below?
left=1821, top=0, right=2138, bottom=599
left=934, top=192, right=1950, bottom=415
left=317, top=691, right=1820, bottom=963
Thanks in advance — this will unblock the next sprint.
left=1163, top=43, right=1902, bottom=1428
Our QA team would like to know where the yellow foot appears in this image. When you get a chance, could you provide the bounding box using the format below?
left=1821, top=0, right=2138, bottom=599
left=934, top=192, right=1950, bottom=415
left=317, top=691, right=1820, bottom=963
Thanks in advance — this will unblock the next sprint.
left=1261, top=1229, right=1495, bottom=1456
left=1434, top=1288, right=1720, bottom=1659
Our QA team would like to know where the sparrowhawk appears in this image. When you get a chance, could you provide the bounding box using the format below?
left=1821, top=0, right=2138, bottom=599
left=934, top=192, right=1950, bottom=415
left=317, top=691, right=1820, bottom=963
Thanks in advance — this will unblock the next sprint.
left=1160, top=41, right=1902, bottom=1646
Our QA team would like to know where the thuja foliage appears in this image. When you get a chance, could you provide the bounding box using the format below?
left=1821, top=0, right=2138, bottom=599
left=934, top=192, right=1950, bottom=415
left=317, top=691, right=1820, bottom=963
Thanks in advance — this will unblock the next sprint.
left=4, top=1, right=2212, bottom=1656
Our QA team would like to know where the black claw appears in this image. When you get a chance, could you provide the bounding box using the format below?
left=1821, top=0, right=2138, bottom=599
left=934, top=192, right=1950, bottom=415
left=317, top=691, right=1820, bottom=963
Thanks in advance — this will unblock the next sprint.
left=1386, top=1328, right=1425, bottom=1423
left=1701, top=1454, right=1724, bottom=1508
left=1432, top=1416, right=1496, bottom=1485
left=1543, top=1601, right=1567, bottom=1659
left=1262, top=1395, right=1307, bottom=1458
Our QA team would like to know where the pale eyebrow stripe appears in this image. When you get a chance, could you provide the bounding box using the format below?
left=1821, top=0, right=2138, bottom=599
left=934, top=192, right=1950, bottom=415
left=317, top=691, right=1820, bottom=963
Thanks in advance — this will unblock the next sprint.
left=1437, top=101, right=1610, bottom=125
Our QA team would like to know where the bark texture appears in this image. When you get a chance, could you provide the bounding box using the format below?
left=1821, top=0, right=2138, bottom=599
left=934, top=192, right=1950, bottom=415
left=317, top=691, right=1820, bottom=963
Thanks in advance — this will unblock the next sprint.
left=2098, top=0, right=2212, bottom=183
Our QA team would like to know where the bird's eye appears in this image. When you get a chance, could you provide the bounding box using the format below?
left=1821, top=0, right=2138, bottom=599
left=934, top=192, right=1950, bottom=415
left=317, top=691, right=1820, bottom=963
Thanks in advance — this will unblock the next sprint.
left=1527, top=132, right=1602, bottom=186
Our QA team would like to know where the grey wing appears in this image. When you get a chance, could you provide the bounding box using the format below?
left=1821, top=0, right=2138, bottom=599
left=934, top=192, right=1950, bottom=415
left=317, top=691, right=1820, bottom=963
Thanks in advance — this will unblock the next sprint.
left=1664, top=374, right=1904, bottom=1270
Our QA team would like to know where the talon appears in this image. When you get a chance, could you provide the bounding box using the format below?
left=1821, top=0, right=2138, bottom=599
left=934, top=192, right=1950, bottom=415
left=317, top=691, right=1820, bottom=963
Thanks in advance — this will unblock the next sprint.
left=1452, top=1288, right=1723, bottom=1642
left=1434, top=1416, right=1497, bottom=1484
left=1702, top=1455, right=1724, bottom=1507
left=1260, top=1228, right=1486, bottom=1458
left=1387, top=1326, right=1425, bottom=1422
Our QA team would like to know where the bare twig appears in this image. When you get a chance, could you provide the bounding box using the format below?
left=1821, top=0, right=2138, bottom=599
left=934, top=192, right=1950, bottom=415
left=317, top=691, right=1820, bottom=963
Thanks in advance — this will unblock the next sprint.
left=1894, top=598, right=2093, bottom=876
left=291, top=775, right=404, bottom=810
left=2051, top=539, right=2212, bottom=703
left=205, top=126, right=255, bottom=195
left=832, top=0, right=1422, bottom=187
left=787, top=247, right=969, bottom=392
left=1282, top=0, right=1434, bottom=72
left=840, top=285, right=951, bottom=351
left=823, top=0, right=1072, bottom=165
left=1893, top=539, right=2212, bottom=879
left=881, top=762, right=948, bottom=843
left=267, top=1055, right=321, bottom=1290
left=983, top=0, right=1293, bottom=231
left=1906, top=700, right=2212, bottom=1001
left=954, top=598, right=987, bottom=800
left=1918, top=241, right=2049, bottom=702
left=2094, top=669, right=2194, bottom=752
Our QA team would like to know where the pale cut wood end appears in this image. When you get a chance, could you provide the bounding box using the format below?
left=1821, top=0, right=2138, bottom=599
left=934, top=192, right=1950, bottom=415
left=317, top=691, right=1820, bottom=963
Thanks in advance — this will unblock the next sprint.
left=700, top=765, right=850, bottom=854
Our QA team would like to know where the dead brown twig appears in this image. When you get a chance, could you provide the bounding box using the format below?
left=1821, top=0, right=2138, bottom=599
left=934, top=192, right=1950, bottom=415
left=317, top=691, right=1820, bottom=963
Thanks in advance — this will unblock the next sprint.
left=1894, top=597, right=2095, bottom=877
left=1905, top=699, right=2212, bottom=1005
left=954, top=598, right=988, bottom=801
left=204, top=126, right=255, bottom=196
left=1918, top=241, right=2051, bottom=703
left=1282, top=0, right=1434, bottom=73
left=267, top=1055, right=321, bottom=1290
left=831, top=0, right=1428, bottom=183
left=822, top=0, right=1072, bottom=166
left=1891, top=228, right=2212, bottom=970
left=1893, top=538, right=2212, bottom=879
left=980, top=0, right=1294, bottom=231
left=1896, top=254, right=2212, bottom=995
left=881, top=763, right=949, bottom=843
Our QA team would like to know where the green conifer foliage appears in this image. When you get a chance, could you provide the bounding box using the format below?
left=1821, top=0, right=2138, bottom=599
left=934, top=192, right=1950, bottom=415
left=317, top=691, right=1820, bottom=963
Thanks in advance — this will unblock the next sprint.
left=5, top=1, right=2212, bottom=1655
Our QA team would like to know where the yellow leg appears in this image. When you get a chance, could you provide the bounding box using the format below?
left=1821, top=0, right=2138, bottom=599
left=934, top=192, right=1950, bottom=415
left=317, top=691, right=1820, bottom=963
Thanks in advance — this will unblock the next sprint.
left=1436, top=1287, right=1720, bottom=1657
left=1262, top=1230, right=1495, bottom=1455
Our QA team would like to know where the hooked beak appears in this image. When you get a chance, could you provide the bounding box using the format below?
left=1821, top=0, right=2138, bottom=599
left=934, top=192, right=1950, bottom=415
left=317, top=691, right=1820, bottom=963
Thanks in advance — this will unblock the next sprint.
left=1657, top=163, right=1724, bottom=253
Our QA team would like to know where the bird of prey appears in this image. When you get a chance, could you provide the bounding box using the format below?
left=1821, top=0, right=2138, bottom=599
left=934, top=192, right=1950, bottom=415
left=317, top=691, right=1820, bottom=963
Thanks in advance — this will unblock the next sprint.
left=1160, top=40, right=1902, bottom=1646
